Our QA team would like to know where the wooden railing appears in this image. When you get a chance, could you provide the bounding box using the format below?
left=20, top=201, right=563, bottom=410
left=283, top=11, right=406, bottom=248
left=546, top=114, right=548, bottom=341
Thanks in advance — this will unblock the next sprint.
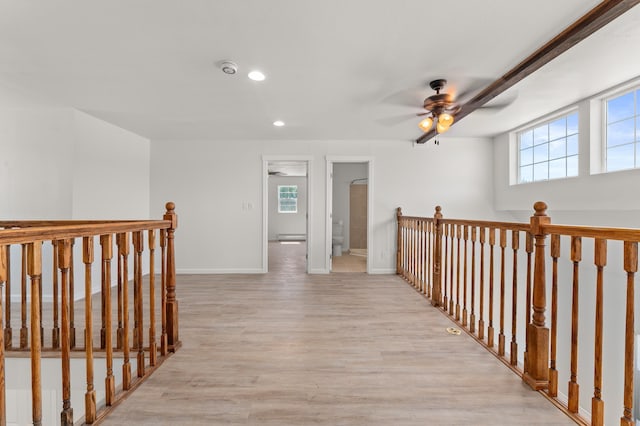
left=397, top=202, right=637, bottom=426
left=0, top=202, right=180, bottom=425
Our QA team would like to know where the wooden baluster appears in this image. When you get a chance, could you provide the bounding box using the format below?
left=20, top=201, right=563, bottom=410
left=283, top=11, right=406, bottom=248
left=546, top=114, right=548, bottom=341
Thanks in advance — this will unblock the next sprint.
left=20, top=243, right=28, bottom=349
left=160, top=229, right=168, bottom=356
left=148, top=230, right=158, bottom=366
left=134, top=231, right=145, bottom=377
left=621, top=241, right=637, bottom=426
left=462, top=226, right=469, bottom=327
left=510, top=230, right=520, bottom=367
left=431, top=206, right=443, bottom=307
left=28, top=242, right=43, bottom=426
left=523, top=232, right=534, bottom=374
left=165, top=202, right=180, bottom=351
left=427, top=221, right=432, bottom=298
left=449, top=224, right=455, bottom=315
left=478, top=227, right=485, bottom=340
left=100, top=235, right=115, bottom=406
left=548, top=234, right=560, bottom=397
left=83, top=237, right=96, bottom=424
left=119, top=233, right=132, bottom=390
left=69, top=239, right=76, bottom=349
left=58, top=239, right=73, bottom=425
left=498, top=228, right=507, bottom=357
left=423, top=221, right=429, bottom=296
left=396, top=208, right=402, bottom=275
left=116, top=234, right=123, bottom=349
left=52, top=240, right=60, bottom=349
left=418, top=219, right=426, bottom=294
left=567, top=236, right=581, bottom=413
left=487, top=228, right=495, bottom=347
left=455, top=225, right=461, bottom=320
left=443, top=223, right=449, bottom=309
left=523, top=201, right=550, bottom=390
left=3, top=246, right=10, bottom=349
left=0, top=245, right=6, bottom=425
left=410, top=219, right=416, bottom=287
left=100, top=238, right=106, bottom=350
left=592, top=238, right=606, bottom=425
left=470, top=226, right=477, bottom=334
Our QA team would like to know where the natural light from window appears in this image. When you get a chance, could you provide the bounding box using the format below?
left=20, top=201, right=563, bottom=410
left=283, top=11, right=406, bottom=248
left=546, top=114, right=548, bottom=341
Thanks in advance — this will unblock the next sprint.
left=278, top=185, right=298, bottom=213
left=517, top=112, right=579, bottom=183
left=605, top=87, right=640, bottom=172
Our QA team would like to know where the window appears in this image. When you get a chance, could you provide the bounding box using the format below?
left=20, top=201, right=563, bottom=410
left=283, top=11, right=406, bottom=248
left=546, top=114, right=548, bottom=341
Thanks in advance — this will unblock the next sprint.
left=517, top=111, right=579, bottom=183
left=605, top=87, right=640, bottom=172
left=278, top=185, right=298, bottom=213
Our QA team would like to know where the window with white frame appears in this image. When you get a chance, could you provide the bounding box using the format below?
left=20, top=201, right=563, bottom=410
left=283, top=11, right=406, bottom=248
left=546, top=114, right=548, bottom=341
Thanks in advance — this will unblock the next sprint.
left=517, top=111, right=579, bottom=183
left=605, top=87, right=640, bottom=172
left=278, top=185, right=298, bottom=213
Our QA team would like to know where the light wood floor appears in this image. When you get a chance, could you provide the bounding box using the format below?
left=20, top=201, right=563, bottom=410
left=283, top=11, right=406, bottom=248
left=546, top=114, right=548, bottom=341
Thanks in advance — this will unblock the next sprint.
left=100, top=244, right=574, bottom=425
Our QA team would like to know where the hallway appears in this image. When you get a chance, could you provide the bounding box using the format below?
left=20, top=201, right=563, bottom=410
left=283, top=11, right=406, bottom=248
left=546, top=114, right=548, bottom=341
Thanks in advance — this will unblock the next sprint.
left=101, top=256, right=573, bottom=425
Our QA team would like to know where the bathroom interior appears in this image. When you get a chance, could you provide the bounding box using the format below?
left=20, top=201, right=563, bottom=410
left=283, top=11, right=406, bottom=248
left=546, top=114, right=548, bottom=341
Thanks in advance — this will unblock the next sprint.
left=331, top=162, right=368, bottom=273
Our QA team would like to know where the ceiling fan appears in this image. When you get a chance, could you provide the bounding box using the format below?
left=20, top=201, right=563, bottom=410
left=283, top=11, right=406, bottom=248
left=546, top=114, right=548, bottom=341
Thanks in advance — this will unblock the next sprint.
left=416, top=79, right=461, bottom=135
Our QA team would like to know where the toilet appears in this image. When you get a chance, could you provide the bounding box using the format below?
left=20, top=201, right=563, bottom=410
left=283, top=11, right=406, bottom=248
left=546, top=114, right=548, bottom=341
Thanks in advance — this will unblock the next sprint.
left=332, top=220, right=344, bottom=257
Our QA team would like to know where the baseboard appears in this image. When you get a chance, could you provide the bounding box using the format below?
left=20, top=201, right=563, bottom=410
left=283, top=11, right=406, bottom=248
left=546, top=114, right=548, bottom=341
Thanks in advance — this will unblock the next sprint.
left=308, top=268, right=329, bottom=274
left=368, top=268, right=395, bottom=274
left=176, top=268, right=265, bottom=274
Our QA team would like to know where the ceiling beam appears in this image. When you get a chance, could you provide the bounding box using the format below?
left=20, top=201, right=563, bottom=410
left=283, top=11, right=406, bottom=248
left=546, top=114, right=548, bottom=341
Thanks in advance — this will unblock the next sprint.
left=416, top=0, right=640, bottom=144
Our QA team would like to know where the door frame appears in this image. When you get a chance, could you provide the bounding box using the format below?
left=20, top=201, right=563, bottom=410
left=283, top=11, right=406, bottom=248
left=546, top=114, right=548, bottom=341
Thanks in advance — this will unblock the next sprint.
left=325, top=156, right=374, bottom=273
left=262, top=155, right=313, bottom=273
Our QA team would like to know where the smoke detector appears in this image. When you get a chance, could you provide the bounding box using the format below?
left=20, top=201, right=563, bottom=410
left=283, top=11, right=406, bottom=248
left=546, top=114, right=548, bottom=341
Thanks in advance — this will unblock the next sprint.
left=220, top=61, right=238, bottom=75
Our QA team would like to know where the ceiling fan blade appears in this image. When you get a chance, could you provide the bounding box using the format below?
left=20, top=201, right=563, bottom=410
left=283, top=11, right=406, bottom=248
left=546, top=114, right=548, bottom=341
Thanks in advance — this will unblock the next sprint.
left=375, top=114, right=419, bottom=127
left=379, top=88, right=425, bottom=108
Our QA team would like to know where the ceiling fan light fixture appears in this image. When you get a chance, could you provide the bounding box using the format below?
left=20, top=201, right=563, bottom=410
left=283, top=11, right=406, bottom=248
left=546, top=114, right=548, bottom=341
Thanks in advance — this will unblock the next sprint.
left=438, top=112, right=454, bottom=127
left=418, top=116, right=434, bottom=132
left=436, top=121, right=451, bottom=134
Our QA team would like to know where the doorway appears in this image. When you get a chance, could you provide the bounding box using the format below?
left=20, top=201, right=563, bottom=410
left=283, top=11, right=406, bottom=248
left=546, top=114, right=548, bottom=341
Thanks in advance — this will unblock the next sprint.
left=326, top=157, right=373, bottom=273
left=262, top=157, right=312, bottom=273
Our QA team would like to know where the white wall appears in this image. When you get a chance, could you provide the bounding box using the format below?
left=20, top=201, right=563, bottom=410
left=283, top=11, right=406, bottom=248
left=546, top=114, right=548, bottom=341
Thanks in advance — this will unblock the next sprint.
left=267, top=175, right=307, bottom=240
left=72, top=110, right=150, bottom=219
left=332, top=163, right=368, bottom=250
left=150, top=137, right=501, bottom=274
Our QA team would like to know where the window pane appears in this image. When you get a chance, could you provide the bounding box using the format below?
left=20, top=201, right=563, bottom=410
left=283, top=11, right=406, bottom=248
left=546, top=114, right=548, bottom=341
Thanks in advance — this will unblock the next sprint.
left=549, top=158, right=566, bottom=179
left=607, top=143, right=635, bottom=171
left=520, top=165, right=533, bottom=183
left=534, top=143, right=548, bottom=163
left=567, top=155, right=578, bottom=177
left=549, top=138, right=566, bottom=160
left=567, top=135, right=579, bottom=156
left=533, top=162, right=548, bottom=181
left=607, top=118, right=635, bottom=147
left=567, top=112, right=578, bottom=135
left=533, top=125, right=548, bottom=145
left=520, top=148, right=533, bottom=166
left=549, top=118, right=566, bottom=141
left=520, top=130, right=533, bottom=149
left=607, top=92, right=635, bottom=123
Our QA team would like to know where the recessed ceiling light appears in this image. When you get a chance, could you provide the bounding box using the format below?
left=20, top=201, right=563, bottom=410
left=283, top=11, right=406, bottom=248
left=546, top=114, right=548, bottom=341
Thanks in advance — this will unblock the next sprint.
left=248, top=70, right=266, bottom=81
left=273, top=120, right=285, bottom=127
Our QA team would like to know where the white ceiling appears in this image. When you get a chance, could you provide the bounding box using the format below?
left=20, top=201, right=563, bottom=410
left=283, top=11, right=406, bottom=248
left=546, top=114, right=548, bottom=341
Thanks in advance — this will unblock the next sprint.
left=1, top=1, right=638, bottom=142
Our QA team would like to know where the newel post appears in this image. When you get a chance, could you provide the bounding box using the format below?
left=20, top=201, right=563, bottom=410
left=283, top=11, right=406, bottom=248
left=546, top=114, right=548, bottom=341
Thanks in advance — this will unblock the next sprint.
left=396, top=208, right=402, bottom=274
left=523, top=201, right=551, bottom=390
left=164, top=202, right=180, bottom=352
left=431, top=206, right=443, bottom=307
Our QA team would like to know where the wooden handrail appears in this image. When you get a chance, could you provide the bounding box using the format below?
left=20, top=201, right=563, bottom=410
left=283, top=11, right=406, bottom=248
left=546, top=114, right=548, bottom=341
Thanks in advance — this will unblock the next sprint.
left=0, top=202, right=179, bottom=425
left=396, top=201, right=639, bottom=425
left=0, top=220, right=171, bottom=245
